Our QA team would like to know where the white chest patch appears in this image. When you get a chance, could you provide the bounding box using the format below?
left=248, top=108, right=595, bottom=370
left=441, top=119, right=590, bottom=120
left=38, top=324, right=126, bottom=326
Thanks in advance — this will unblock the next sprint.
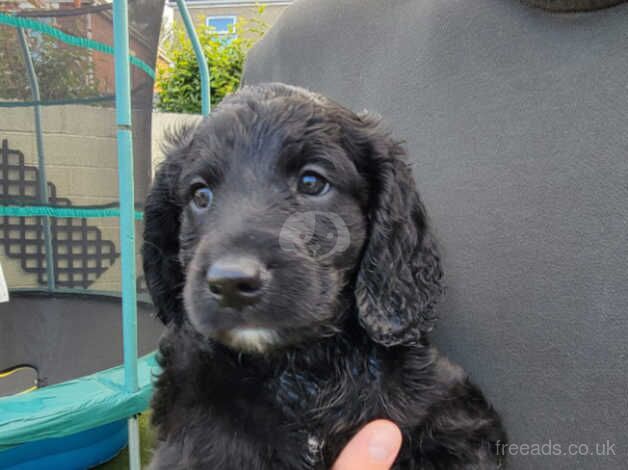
left=227, top=328, right=278, bottom=353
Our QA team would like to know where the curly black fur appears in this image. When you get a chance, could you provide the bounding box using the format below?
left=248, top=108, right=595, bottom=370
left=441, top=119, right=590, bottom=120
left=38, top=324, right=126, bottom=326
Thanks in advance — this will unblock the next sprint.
left=143, top=83, right=506, bottom=469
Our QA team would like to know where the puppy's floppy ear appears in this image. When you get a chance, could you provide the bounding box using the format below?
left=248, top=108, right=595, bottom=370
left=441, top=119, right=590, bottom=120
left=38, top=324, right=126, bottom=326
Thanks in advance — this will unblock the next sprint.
left=353, top=114, right=444, bottom=346
left=142, top=123, right=197, bottom=325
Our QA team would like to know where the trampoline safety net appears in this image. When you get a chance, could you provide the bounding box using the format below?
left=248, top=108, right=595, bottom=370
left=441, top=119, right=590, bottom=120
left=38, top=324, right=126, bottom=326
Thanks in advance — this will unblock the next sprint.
left=0, top=0, right=165, bottom=295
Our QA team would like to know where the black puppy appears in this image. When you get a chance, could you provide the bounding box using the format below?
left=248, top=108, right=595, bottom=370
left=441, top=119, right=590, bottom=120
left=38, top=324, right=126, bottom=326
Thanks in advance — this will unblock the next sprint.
left=143, top=83, right=506, bottom=469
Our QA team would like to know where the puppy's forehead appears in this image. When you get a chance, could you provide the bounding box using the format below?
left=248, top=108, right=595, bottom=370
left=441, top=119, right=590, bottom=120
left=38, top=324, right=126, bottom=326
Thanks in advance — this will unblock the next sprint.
left=190, top=97, right=351, bottom=171
left=214, top=97, right=331, bottom=143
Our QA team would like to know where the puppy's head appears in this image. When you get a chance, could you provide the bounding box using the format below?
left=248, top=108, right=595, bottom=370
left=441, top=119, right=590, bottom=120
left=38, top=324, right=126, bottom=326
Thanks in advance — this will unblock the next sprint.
left=143, top=83, right=443, bottom=353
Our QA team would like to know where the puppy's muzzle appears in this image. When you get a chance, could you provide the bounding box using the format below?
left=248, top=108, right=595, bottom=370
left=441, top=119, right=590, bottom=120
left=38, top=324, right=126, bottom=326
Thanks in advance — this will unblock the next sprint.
left=206, top=256, right=269, bottom=309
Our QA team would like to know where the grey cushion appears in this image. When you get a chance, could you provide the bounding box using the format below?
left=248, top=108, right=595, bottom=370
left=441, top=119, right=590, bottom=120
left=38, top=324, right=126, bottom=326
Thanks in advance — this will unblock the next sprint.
left=243, top=1, right=628, bottom=468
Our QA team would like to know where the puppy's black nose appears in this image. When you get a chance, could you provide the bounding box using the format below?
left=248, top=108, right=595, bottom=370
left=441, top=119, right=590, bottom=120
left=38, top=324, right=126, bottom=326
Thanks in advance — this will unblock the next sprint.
left=206, top=256, right=267, bottom=309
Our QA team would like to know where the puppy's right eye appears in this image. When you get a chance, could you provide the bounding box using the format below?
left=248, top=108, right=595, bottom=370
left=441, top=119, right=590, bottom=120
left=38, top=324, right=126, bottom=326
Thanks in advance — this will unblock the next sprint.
left=191, top=185, right=213, bottom=211
left=297, top=171, right=330, bottom=196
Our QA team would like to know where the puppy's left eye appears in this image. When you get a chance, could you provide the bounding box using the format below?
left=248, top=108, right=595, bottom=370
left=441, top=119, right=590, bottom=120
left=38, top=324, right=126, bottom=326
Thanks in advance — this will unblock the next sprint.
left=297, top=171, right=330, bottom=196
left=190, top=184, right=213, bottom=211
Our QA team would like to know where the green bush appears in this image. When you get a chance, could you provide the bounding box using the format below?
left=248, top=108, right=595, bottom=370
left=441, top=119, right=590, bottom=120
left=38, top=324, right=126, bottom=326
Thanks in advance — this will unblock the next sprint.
left=155, top=8, right=267, bottom=113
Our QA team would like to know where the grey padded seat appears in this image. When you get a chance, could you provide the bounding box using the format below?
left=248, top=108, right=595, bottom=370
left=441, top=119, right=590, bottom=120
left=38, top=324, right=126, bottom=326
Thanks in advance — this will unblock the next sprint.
left=243, top=1, right=628, bottom=468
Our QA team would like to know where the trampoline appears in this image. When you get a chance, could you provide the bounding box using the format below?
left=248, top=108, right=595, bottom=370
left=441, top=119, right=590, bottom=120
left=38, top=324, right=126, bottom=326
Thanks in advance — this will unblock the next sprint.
left=0, top=293, right=162, bottom=469
left=0, top=1, right=210, bottom=468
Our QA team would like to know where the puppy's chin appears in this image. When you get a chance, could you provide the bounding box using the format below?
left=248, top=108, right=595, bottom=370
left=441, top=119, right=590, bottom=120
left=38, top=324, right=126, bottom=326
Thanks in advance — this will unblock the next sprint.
left=218, top=327, right=280, bottom=354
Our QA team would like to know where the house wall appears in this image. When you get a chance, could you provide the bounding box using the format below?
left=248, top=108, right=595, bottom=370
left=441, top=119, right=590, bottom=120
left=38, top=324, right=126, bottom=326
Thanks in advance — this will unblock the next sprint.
left=0, top=105, right=121, bottom=291
left=0, top=106, right=193, bottom=292
left=174, top=3, right=290, bottom=40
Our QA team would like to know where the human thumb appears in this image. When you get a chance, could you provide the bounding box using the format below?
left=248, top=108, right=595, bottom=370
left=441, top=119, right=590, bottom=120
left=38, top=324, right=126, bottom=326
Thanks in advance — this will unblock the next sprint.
left=331, top=420, right=402, bottom=470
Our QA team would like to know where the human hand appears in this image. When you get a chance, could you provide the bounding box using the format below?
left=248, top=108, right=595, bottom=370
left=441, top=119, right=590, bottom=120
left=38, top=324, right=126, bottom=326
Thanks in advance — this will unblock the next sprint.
left=331, top=420, right=402, bottom=470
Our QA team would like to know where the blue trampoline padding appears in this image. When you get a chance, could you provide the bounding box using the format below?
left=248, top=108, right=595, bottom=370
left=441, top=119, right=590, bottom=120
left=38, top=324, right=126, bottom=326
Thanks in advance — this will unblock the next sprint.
left=0, top=353, right=159, bottom=450
left=0, top=420, right=127, bottom=470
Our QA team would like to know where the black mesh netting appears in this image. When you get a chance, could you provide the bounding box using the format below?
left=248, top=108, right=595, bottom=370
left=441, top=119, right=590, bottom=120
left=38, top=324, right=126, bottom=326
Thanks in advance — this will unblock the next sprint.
left=0, top=0, right=165, bottom=292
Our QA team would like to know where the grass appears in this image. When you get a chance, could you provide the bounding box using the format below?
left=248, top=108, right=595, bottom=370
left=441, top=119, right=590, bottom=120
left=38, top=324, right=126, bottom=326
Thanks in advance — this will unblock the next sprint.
left=96, top=413, right=156, bottom=469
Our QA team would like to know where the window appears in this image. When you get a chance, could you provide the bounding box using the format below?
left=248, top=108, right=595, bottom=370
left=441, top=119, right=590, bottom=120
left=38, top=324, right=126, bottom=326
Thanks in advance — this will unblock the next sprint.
left=206, top=16, right=237, bottom=35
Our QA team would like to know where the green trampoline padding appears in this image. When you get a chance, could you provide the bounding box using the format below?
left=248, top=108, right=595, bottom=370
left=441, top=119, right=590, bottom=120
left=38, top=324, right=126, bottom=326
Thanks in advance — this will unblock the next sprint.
left=0, top=353, right=159, bottom=451
left=0, top=205, right=144, bottom=220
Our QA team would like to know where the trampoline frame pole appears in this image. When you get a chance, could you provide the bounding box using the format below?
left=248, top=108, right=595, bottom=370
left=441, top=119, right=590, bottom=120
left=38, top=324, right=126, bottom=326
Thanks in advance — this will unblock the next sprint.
left=113, top=1, right=140, bottom=469
left=176, top=0, right=211, bottom=116
left=17, top=28, right=55, bottom=292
